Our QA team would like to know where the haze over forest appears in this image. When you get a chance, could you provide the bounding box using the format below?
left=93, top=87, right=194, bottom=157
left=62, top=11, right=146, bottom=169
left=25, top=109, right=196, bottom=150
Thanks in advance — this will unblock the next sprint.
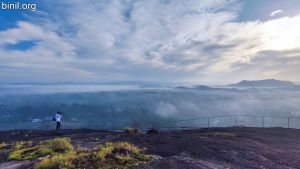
left=0, top=79, right=300, bottom=130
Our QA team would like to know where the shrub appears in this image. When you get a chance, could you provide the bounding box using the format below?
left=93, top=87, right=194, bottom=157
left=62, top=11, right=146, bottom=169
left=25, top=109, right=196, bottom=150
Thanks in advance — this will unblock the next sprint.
left=97, top=142, right=152, bottom=168
left=147, top=129, right=159, bottom=135
left=42, top=138, right=74, bottom=153
left=123, top=127, right=142, bottom=134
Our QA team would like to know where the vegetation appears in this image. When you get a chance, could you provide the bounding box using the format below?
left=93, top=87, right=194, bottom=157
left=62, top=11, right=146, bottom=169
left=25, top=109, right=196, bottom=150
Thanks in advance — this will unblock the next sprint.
left=42, top=137, right=74, bottom=153
left=4, top=136, right=151, bottom=169
left=123, top=127, right=142, bottom=134
left=97, top=142, right=152, bottom=168
left=71, top=149, right=97, bottom=169
left=147, top=129, right=159, bottom=134
left=36, top=141, right=151, bottom=169
left=8, top=138, right=74, bottom=160
left=8, top=146, right=49, bottom=160
left=0, top=142, right=11, bottom=153
left=35, top=152, right=76, bottom=169
left=0, top=142, right=9, bottom=149
left=13, top=141, right=32, bottom=149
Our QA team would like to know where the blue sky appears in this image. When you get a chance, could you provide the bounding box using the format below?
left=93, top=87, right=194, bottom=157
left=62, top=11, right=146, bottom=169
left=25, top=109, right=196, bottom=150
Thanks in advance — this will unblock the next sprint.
left=0, top=0, right=300, bottom=84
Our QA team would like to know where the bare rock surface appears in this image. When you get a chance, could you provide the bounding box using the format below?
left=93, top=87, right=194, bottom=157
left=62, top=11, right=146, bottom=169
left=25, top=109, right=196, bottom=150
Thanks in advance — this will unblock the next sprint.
left=1, top=127, right=300, bottom=169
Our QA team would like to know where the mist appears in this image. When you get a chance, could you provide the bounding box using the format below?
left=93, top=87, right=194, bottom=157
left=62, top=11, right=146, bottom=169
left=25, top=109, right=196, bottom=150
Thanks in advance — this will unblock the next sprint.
left=1, top=84, right=300, bottom=130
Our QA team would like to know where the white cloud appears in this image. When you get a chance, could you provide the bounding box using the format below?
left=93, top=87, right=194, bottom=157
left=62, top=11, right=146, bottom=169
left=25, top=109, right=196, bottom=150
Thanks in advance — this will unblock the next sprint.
left=0, top=0, right=300, bottom=83
left=270, top=10, right=283, bottom=17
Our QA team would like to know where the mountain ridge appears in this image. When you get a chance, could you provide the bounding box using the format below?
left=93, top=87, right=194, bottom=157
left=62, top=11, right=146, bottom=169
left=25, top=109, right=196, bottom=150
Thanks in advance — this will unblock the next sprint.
left=229, top=79, right=297, bottom=88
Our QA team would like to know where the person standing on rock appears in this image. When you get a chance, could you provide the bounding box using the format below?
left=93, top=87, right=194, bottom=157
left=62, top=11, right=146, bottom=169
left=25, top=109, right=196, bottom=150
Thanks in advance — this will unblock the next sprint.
left=55, top=112, right=62, bottom=130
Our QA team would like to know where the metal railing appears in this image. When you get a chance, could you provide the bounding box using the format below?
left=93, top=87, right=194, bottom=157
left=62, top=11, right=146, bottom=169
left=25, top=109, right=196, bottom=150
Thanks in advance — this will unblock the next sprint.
left=1, top=114, right=300, bottom=131
left=165, top=114, right=300, bottom=129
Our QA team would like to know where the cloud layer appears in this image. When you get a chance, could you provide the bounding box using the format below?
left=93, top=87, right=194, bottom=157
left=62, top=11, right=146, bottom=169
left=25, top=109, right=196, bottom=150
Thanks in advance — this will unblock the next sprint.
left=0, top=0, right=300, bottom=84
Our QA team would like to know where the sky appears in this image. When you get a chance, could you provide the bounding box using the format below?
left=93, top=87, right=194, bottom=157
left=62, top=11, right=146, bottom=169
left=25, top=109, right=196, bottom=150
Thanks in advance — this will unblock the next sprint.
left=0, top=0, right=300, bottom=85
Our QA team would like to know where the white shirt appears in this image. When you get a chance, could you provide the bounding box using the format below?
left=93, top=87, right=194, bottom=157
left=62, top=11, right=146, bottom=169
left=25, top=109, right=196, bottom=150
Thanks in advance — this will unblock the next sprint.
left=55, top=114, right=62, bottom=122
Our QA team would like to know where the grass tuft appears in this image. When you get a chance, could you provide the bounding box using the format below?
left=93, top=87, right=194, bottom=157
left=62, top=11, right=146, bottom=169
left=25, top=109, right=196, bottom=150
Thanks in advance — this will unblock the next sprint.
left=0, top=142, right=9, bottom=149
left=8, top=137, right=74, bottom=161
left=42, top=138, right=74, bottom=153
left=6, top=138, right=151, bottom=169
left=35, top=152, right=76, bottom=169
left=123, top=127, right=142, bottom=134
left=36, top=148, right=98, bottom=169
left=8, top=146, right=50, bottom=160
left=13, top=141, right=32, bottom=150
left=36, top=141, right=152, bottom=169
left=97, top=142, right=152, bottom=168
left=0, top=142, right=11, bottom=153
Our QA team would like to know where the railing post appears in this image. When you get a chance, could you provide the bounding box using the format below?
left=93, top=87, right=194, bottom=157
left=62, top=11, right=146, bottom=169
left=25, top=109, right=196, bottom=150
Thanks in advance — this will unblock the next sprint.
left=288, top=117, right=290, bottom=128
left=235, top=116, right=238, bottom=127
left=261, top=116, right=265, bottom=128
left=207, top=117, right=210, bottom=128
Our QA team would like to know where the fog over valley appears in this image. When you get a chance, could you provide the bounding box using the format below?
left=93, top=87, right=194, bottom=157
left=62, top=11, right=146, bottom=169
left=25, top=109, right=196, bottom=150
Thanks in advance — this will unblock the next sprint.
left=1, top=80, right=300, bottom=130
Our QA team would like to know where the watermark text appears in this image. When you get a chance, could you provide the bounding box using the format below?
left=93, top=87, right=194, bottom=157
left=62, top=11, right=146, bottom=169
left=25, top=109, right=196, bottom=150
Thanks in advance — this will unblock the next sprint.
left=1, top=2, right=37, bottom=12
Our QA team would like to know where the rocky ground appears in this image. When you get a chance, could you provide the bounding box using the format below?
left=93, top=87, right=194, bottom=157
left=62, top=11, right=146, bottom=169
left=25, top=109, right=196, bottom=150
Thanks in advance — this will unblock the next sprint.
left=1, top=127, right=300, bottom=169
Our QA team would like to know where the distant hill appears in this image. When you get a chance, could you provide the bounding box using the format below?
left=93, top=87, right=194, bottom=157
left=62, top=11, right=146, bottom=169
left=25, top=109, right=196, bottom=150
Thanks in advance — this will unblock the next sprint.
left=175, top=85, right=238, bottom=91
left=229, top=79, right=297, bottom=88
left=175, top=85, right=213, bottom=90
left=193, top=85, right=213, bottom=90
